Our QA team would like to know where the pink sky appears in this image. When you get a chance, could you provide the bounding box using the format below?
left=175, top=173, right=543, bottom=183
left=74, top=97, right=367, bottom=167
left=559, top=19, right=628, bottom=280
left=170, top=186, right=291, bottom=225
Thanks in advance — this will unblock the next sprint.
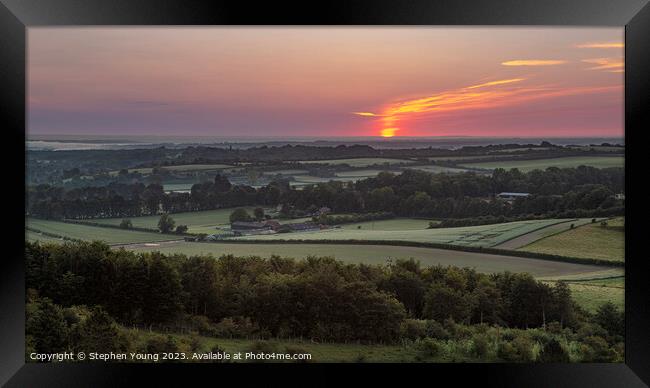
left=28, top=27, right=624, bottom=138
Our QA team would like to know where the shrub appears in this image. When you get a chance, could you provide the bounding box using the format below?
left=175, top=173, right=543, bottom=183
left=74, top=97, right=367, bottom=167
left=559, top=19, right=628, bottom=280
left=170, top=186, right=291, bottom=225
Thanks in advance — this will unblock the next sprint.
left=580, top=336, right=618, bottom=362
left=400, top=319, right=427, bottom=340
left=538, top=338, right=570, bottom=363
left=425, top=320, right=451, bottom=340
left=145, top=335, right=179, bottom=354
left=119, top=219, right=133, bottom=229
left=418, top=338, right=442, bottom=358
left=472, top=333, right=490, bottom=358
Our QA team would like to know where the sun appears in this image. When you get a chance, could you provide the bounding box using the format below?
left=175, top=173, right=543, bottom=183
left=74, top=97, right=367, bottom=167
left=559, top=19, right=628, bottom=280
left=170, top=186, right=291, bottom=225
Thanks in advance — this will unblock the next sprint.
left=380, top=128, right=398, bottom=137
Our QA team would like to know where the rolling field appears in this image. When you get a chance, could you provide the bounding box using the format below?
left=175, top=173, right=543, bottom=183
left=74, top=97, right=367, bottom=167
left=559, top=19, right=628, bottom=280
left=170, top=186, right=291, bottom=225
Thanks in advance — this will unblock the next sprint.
left=519, top=218, right=624, bottom=262
left=494, top=218, right=596, bottom=249
left=85, top=207, right=267, bottom=235
left=299, top=158, right=414, bottom=167
left=27, top=219, right=177, bottom=245
left=235, top=219, right=575, bottom=248
left=542, top=276, right=624, bottom=313
left=340, top=218, right=435, bottom=231
left=404, top=165, right=472, bottom=174
left=459, top=156, right=623, bottom=172
left=123, top=241, right=611, bottom=278
left=111, top=163, right=235, bottom=175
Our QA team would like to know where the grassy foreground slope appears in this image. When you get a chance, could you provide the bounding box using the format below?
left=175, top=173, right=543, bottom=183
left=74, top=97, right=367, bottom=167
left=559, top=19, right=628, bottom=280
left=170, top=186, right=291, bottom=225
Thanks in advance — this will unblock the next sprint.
left=459, top=156, right=623, bottom=172
left=235, top=219, right=574, bottom=248
left=520, top=218, right=624, bottom=262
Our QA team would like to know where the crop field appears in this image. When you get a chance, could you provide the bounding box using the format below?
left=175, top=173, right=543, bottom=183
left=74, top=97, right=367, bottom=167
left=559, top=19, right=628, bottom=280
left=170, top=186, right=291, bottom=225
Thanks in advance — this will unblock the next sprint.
left=163, top=183, right=196, bottom=192
left=494, top=218, right=596, bottom=249
left=27, top=219, right=176, bottom=245
left=541, top=276, right=624, bottom=313
left=459, top=156, right=624, bottom=172
left=123, top=241, right=610, bottom=278
left=519, top=218, right=624, bottom=262
left=405, top=165, right=475, bottom=174
left=340, top=218, right=435, bottom=231
left=110, top=163, right=235, bottom=175
left=299, top=158, right=414, bottom=167
left=235, top=219, right=574, bottom=248
left=88, top=207, right=268, bottom=234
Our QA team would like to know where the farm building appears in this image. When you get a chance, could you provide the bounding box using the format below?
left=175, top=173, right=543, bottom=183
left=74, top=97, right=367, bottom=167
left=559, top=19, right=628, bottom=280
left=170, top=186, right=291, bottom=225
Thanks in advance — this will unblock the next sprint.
left=497, top=192, right=530, bottom=201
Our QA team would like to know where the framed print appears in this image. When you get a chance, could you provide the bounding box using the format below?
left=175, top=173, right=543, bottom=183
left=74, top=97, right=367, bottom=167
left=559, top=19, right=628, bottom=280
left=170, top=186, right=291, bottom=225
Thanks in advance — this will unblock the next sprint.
left=1, top=0, right=649, bottom=386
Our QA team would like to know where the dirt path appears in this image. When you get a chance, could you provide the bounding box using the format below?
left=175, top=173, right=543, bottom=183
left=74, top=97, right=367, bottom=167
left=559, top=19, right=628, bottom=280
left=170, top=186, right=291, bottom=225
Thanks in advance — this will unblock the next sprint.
left=493, top=218, right=595, bottom=250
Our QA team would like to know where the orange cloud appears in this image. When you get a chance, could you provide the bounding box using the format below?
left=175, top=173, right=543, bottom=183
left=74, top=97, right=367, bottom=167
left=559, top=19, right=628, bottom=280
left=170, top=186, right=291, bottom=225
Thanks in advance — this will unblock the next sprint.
left=577, top=42, right=624, bottom=49
left=582, top=57, right=624, bottom=72
left=353, top=78, right=621, bottom=136
left=502, top=60, right=567, bottom=66
left=352, top=112, right=378, bottom=117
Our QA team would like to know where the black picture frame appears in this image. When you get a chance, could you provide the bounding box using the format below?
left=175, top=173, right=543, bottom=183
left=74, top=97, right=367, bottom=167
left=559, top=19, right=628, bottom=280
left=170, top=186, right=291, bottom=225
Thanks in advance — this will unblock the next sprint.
left=1, top=0, right=649, bottom=386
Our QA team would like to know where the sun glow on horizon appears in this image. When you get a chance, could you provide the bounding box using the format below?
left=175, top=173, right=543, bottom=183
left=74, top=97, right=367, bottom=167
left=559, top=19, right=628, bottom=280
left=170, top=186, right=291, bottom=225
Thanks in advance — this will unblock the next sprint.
left=380, top=128, right=398, bottom=137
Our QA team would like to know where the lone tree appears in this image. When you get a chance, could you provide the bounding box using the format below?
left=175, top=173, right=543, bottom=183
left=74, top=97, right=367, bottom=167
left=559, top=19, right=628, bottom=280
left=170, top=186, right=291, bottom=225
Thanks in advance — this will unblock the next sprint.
left=158, top=214, right=176, bottom=233
left=229, top=208, right=252, bottom=223
left=119, top=219, right=133, bottom=229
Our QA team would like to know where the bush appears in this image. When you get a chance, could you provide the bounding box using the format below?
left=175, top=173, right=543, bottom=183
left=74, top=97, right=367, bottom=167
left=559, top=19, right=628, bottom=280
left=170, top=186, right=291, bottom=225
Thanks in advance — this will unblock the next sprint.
left=472, top=333, right=490, bottom=358
left=400, top=319, right=427, bottom=340
left=538, top=338, right=570, bottom=363
left=580, top=336, right=618, bottom=362
left=247, top=340, right=280, bottom=354
left=175, top=225, right=188, bottom=234
left=119, top=219, right=133, bottom=229
left=498, top=335, right=534, bottom=362
left=425, top=320, right=451, bottom=340
left=418, top=338, right=442, bottom=358
left=145, top=335, right=179, bottom=354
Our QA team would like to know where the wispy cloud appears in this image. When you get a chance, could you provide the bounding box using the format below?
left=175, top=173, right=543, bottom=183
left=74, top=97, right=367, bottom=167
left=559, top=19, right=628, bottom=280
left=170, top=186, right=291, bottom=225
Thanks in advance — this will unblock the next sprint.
left=501, top=60, right=567, bottom=66
left=582, top=57, right=624, bottom=72
left=576, top=42, right=624, bottom=49
left=353, top=78, right=621, bottom=136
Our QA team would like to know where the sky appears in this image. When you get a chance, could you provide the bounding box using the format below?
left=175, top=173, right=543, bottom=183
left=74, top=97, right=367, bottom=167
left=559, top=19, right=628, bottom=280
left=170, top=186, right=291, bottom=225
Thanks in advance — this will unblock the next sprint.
left=28, top=27, right=624, bottom=138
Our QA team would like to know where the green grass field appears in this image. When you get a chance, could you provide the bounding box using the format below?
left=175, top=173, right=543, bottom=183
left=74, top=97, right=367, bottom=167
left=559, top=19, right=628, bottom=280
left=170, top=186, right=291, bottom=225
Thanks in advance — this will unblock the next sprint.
left=542, top=276, right=624, bottom=313
left=124, top=241, right=612, bottom=278
left=110, top=163, right=235, bottom=175
left=459, top=156, right=623, bottom=172
left=235, top=218, right=574, bottom=248
left=299, top=158, right=414, bottom=167
left=85, top=207, right=269, bottom=235
left=27, top=219, right=177, bottom=245
left=404, top=165, right=472, bottom=174
left=519, top=218, right=624, bottom=262
left=340, top=218, right=435, bottom=231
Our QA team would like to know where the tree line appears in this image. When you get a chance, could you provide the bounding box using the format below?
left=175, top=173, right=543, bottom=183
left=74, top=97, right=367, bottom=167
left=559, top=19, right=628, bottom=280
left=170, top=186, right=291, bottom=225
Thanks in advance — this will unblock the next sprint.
left=27, top=166, right=623, bottom=221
